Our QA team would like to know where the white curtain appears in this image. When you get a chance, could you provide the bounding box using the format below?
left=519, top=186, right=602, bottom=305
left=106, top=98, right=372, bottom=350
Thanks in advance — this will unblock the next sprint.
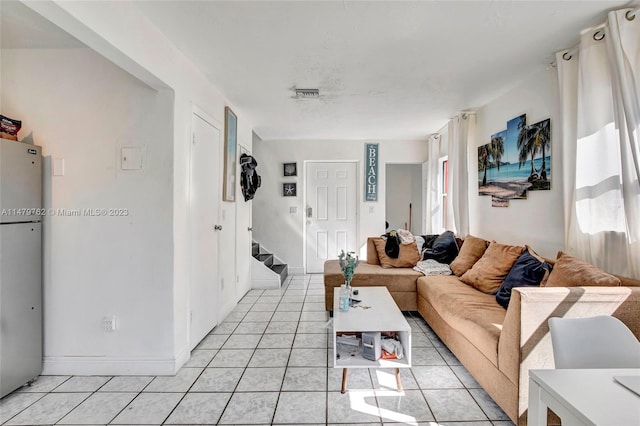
left=557, top=9, right=640, bottom=278
left=424, top=134, right=441, bottom=233
left=446, top=113, right=475, bottom=237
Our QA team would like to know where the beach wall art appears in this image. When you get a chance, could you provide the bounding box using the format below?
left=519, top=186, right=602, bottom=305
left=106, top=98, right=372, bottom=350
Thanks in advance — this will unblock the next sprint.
left=478, top=114, right=550, bottom=207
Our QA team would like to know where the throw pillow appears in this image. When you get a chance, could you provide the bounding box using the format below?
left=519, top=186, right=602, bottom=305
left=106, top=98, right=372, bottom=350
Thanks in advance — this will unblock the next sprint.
left=495, top=246, right=553, bottom=309
left=450, top=234, right=490, bottom=276
left=544, top=251, right=621, bottom=287
left=373, top=238, right=421, bottom=268
left=422, top=230, right=460, bottom=264
left=420, top=234, right=440, bottom=251
left=460, top=241, right=525, bottom=293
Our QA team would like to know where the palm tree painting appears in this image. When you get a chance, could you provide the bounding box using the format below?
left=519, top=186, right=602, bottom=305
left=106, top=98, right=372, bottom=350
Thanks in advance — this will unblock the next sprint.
left=478, top=115, right=551, bottom=207
left=478, top=133, right=505, bottom=190
left=517, top=118, right=551, bottom=189
left=478, top=145, right=489, bottom=189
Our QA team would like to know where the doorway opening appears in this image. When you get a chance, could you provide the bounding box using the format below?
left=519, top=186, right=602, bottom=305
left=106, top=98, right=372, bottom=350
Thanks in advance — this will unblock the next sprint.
left=385, top=163, right=423, bottom=235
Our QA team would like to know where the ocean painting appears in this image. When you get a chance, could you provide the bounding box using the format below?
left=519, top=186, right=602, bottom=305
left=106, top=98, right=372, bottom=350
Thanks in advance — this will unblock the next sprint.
left=478, top=114, right=550, bottom=207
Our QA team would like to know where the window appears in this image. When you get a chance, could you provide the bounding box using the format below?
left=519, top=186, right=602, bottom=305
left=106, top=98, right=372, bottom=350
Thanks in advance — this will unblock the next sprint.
left=436, top=156, right=448, bottom=232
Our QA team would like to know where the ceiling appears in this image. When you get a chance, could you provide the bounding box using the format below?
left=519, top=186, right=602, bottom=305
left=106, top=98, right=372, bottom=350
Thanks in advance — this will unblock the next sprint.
left=2, top=1, right=635, bottom=140
left=0, top=1, right=84, bottom=49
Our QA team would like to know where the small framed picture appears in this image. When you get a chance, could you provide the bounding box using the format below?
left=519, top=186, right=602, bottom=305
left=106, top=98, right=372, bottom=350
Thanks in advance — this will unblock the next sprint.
left=283, top=162, right=297, bottom=177
left=283, top=182, right=297, bottom=197
left=223, top=106, right=237, bottom=202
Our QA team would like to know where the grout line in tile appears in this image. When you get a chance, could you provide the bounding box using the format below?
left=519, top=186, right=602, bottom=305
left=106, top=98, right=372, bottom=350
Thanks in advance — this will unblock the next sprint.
left=0, top=391, right=48, bottom=425
left=53, top=390, right=93, bottom=425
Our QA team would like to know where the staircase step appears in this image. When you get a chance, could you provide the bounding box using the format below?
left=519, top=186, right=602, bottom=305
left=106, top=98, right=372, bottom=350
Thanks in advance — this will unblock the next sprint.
left=270, top=264, right=286, bottom=274
left=251, top=240, right=287, bottom=288
left=257, top=253, right=274, bottom=267
left=271, top=263, right=288, bottom=284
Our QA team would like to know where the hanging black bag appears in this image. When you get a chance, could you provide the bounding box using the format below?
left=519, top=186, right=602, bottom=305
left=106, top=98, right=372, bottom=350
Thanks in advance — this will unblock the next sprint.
left=240, top=153, right=261, bottom=201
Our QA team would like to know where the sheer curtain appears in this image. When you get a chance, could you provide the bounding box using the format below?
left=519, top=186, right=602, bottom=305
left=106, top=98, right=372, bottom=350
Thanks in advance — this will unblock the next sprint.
left=446, top=113, right=475, bottom=237
left=557, top=9, right=640, bottom=278
left=424, top=134, right=441, bottom=233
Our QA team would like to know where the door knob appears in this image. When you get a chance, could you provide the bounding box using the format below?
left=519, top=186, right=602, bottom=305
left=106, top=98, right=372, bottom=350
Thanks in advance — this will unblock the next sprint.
left=214, top=224, right=223, bottom=231
left=248, top=227, right=253, bottom=231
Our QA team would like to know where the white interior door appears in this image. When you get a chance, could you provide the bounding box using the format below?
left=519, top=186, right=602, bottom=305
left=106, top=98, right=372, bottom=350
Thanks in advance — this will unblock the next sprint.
left=189, top=111, right=221, bottom=349
left=306, top=162, right=357, bottom=273
left=235, top=145, right=252, bottom=301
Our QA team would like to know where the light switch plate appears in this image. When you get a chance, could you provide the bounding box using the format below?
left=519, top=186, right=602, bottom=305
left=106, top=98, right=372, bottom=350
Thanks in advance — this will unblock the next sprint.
left=53, top=158, right=65, bottom=176
left=290, top=206, right=297, bottom=214
left=121, top=147, right=144, bottom=170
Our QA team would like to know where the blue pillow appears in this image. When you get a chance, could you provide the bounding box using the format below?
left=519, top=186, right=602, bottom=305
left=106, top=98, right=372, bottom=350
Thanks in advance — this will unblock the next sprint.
left=496, top=248, right=553, bottom=309
left=422, top=231, right=459, bottom=264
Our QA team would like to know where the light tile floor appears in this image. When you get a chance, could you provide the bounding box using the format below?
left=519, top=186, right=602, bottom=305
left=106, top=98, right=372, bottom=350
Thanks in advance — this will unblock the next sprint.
left=0, top=274, right=515, bottom=426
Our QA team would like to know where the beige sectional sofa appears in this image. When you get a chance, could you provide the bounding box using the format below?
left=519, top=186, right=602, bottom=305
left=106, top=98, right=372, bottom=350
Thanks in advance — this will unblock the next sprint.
left=324, top=237, right=640, bottom=426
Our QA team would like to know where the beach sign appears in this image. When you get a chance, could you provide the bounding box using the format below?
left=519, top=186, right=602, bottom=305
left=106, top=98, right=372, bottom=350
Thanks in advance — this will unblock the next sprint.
left=365, top=143, right=378, bottom=202
left=478, top=114, right=551, bottom=207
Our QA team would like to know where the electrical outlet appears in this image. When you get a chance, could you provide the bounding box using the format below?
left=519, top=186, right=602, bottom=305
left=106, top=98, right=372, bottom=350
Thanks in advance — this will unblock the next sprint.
left=102, top=315, right=117, bottom=331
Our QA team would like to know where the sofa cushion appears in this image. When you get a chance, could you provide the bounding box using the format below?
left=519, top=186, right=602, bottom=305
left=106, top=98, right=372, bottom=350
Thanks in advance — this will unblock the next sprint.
left=450, top=235, right=489, bottom=276
left=495, top=247, right=553, bottom=309
left=373, top=238, right=420, bottom=268
left=324, top=260, right=422, bottom=293
left=417, top=275, right=506, bottom=366
left=545, top=251, right=621, bottom=287
left=422, top=230, right=460, bottom=264
left=460, top=242, right=525, bottom=294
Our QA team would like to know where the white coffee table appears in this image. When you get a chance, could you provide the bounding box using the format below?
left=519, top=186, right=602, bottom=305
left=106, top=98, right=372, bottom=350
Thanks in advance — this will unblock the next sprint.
left=332, top=286, right=412, bottom=393
left=528, top=368, right=640, bottom=426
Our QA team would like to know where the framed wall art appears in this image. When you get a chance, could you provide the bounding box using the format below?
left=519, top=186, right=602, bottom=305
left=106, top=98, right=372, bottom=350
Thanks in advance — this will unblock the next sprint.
left=223, top=106, right=237, bottom=202
left=364, top=143, right=379, bottom=201
left=478, top=114, right=551, bottom=207
left=283, top=162, right=297, bottom=177
left=283, top=182, right=297, bottom=197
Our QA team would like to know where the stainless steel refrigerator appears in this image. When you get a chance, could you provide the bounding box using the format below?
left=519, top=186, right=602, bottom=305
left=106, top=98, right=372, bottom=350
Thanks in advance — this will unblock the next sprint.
left=0, top=138, right=42, bottom=398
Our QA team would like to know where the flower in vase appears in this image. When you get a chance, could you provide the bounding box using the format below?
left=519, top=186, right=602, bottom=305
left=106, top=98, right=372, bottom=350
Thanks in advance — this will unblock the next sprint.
left=338, top=250, right=359, bottom=283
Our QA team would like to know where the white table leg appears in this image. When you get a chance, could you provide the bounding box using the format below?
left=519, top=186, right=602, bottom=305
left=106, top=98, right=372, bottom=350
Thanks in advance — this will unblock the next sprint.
left=528, top=377, right=547, bottom=426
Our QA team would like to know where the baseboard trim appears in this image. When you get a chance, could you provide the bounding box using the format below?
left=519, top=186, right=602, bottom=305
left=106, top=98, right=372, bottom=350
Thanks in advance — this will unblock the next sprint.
left=174, top=343, right=191, bottom=373
left=251, top=278, right=280, bottom=289
left=288, top=267, right=305, bottom=275
left=42, top=355, right=180, bottom=376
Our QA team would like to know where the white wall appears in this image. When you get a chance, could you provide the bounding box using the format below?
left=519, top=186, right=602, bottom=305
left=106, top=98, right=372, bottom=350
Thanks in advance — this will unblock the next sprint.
left=252, top=139, right=427, bottom=272
left=1, top=48, right=175, bottom=372
left=10, top=0, right=255, bottom=374
left=469, top=67, right=563, bottom=258
left=385, top=164, right=422, bottom=234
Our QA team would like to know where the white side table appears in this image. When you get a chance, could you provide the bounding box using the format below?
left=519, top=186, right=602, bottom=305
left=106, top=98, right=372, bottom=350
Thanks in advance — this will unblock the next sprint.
left=528, top=368, right=640, bottom=426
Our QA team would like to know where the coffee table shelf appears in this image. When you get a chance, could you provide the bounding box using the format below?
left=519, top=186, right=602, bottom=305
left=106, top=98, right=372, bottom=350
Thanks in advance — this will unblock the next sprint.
left=332, top=287, right=412, bottom=370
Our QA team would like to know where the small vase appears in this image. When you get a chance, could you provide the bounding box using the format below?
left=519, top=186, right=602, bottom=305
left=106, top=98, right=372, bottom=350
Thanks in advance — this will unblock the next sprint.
left=339, top=284, right=350, bottom=312
left=345, top=279, right=352, bottom=300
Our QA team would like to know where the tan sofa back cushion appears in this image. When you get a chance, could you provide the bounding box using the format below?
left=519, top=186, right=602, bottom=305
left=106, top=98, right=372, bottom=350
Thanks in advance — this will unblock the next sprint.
left=460, top=242, right=525, bottom=293
left=545, top=251, right=621, bottom=287
left=450, top=235, right=490, bottom=276
left=367, top=238, right=382, bottom=265
left=372, top=238, right=420, bottom=268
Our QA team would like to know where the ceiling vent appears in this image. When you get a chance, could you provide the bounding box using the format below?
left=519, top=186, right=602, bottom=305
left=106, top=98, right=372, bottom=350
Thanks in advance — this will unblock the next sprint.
left=294, top=88, right=320, bottom=99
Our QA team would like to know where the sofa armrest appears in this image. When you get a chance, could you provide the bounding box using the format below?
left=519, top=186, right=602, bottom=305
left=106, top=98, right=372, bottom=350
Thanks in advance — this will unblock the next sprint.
left=498, top=286, right=640, bottom=421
